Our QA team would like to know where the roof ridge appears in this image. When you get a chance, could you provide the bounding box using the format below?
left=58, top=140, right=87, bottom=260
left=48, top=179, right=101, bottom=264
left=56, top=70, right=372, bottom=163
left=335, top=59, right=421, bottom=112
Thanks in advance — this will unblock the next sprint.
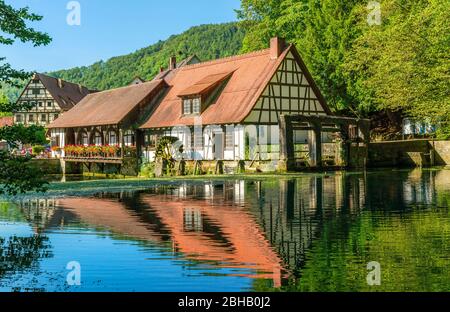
left=181, top=48, right=271, bottom=71
left=87, top=79, right=163, bottom=96
left=37, top=73, right=89, bottom=89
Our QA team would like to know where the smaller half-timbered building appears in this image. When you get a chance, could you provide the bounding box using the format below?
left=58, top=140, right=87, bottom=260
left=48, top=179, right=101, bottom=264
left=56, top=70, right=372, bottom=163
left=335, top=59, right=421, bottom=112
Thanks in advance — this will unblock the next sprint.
left=14, top=73, right=92, bottom=127
left=47, top=79, right=168, bottom=162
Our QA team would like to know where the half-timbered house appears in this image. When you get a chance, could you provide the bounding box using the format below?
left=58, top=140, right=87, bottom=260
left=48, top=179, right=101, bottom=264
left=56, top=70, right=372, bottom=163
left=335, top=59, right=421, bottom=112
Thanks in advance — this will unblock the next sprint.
left=14, top=73, right=92, bottom=127
left=47, top=38, right=368, bottom=174
left=140, top=38, right=335, bottom=163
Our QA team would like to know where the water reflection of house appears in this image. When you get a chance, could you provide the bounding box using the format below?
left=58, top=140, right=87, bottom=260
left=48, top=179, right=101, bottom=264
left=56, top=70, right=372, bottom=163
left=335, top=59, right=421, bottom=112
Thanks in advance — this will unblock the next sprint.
left=140, top=194, right=283, bottom=285
left=15, top=186, right=283, bottom=286
left=17, top=197, right=64, bottom=232
left=403, top=169, right=435, bottom=205
left=14, top=174, right=369, bottom=286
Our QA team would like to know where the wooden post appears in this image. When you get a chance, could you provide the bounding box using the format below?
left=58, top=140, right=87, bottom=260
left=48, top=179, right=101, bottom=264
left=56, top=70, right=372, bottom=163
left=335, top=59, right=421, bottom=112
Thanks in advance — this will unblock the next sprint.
left=102, top=127, right=108, bottom=145
left=308, top=122, right=322, bottom=168
left=74, top=130, right=79, bottom=146
left=278, top=115, right=295, bottom=172
left=87, top=128, right=93, bottom=145
left=119, top=128, right=124, bottom=158
left=135, top=129, right=144, bottom=174
left=337, top=125, right=347, bottom=167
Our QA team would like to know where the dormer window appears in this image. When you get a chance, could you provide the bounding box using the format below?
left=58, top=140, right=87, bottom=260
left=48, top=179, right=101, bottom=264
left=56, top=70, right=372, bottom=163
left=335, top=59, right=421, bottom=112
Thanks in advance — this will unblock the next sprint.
left=183, top=97, right=201, bottom=115
left=178, top=71, right=234, bottom=117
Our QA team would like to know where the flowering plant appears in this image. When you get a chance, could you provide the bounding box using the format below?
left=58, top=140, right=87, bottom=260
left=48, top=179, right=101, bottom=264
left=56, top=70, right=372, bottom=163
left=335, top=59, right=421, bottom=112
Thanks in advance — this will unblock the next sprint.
left=102, top=145, right=119, bottom=156
left=63, top=145, right=121, bottom=158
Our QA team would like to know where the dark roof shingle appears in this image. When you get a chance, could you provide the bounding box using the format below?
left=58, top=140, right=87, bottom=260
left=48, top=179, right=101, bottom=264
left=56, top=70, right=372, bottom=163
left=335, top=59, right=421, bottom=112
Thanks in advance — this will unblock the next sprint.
left=36, top=73, right=92, bottom=110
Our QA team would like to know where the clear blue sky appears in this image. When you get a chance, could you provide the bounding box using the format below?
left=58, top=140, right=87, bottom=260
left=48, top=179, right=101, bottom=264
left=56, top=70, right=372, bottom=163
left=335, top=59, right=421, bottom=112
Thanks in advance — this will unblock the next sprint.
left=2, top=0, right=241, bottom=73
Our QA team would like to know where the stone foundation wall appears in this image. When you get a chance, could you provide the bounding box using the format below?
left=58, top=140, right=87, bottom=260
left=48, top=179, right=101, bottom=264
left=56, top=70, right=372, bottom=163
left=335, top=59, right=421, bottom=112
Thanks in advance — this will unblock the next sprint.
left=368, top=140, right=450, bottom=167
left=431, top=141, right=450, bottom=166
left=80, top=157, right=139, bottom=177
left=30, top=159, right=81, bottom=175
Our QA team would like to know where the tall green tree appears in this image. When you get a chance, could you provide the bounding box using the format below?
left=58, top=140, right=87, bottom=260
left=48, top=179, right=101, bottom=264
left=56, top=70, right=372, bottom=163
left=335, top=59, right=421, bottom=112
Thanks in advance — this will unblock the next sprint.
left=344, top=0, right=450, bottom=122
left=0, top=0, right=51, bottom=195
left=237, top=0, right=367, bottom=114
left=238, top=0, right=449, bottom=121
left=0, top=91, right=11, bottom=116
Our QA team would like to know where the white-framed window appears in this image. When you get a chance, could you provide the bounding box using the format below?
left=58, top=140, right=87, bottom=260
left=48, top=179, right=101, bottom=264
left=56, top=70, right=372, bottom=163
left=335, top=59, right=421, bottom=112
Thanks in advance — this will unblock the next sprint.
left=145, top=133, right=160, bottom=150
left=183, top=97, right=201, bottom=115
left=81, top=132, right=89, bottom=146
left=94, top=132, right=102, bottom=146
left=183, top=99, right=192, bottom=115
left=192, top=129, right=203, bottom=150
left=41, top=114, right=47, bottom=122
left=225, top=128, right=234, bottom=150
left=192, top=98, right=201, bottom=114
left=124, top=130, right=135, bottom=146
left=108, top=131, right=117, bottom=145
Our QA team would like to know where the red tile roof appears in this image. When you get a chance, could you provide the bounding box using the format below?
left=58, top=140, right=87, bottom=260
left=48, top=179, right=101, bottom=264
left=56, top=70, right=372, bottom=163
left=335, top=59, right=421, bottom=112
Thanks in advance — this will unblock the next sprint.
left=47, top=79, right=166, bottom=128
left=140, top=46, right=292, bottom=129
left=177, top=71, right=234, bottom=97
left=0, top=116, right=13, bottom=127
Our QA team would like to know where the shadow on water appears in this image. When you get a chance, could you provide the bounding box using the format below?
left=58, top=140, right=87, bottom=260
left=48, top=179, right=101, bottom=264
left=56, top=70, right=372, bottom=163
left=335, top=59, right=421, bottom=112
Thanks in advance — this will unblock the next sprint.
left=1, top=168, right=450, bottom=291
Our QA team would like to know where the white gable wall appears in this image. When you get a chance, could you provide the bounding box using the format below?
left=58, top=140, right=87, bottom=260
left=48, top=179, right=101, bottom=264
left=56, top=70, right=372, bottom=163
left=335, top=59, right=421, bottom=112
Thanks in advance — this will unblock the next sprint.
left=244, top=51, right=328, bottom=124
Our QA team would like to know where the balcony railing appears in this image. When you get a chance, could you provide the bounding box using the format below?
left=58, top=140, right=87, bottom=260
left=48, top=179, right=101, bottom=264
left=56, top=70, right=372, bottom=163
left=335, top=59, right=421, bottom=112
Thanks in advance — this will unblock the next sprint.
left=63, top=145, right=137, bottom=162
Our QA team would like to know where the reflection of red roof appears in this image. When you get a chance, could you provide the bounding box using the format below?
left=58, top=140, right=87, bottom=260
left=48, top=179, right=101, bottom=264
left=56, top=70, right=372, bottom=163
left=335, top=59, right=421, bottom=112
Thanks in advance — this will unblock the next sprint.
left=57, top=194, right=284, bottom=285
left=0, top=116, right=13, bottom=127
left=140, top=46, right=292, bottom=129
left=143, top=195, right=284, bottom=285
left=177, top=71, right=234, bottom=97
left=58, top=197, right=164, bottom=242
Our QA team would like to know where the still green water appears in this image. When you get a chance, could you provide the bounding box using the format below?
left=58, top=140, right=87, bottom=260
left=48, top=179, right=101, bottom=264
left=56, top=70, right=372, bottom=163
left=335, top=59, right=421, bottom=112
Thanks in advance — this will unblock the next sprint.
left=1, top=169, right=449, bottom=292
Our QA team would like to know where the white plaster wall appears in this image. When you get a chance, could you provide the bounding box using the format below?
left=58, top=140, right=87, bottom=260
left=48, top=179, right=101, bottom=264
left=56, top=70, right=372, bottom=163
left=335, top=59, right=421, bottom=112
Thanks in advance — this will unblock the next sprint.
left=50, top=128, right=65, bottom=158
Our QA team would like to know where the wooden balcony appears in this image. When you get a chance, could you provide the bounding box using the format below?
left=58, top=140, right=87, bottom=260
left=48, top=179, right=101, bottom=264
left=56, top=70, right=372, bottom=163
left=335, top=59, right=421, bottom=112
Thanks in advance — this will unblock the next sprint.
left=62, top=146, right=137, bottom=164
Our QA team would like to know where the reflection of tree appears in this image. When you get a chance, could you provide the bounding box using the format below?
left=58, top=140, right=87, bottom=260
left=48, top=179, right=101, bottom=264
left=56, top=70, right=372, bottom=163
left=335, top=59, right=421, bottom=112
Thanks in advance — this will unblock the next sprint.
left=252, top=170, right=450, bottom=292
left=0, top=235, right=52, bottom=279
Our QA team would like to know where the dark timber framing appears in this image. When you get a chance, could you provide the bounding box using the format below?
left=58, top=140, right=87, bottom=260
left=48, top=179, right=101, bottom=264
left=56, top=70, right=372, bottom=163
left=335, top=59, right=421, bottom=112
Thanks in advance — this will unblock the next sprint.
left=245, top=49, right=333, bottom=125
left=279, top=114, right=370, bottom=171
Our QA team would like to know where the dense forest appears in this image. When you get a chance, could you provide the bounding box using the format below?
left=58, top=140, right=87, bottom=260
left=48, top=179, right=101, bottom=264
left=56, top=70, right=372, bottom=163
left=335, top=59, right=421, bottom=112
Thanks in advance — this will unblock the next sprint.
left=1, top=22, right=246, bottom=101
left=237, top=0, right=449, bottom=133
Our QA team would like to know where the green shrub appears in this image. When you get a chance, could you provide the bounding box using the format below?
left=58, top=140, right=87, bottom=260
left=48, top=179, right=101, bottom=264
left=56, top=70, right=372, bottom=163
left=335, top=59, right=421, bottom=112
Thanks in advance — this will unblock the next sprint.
left=435, top=125, right=450, bottom=140
left=32, top=145, right=45, bottom=155
left=140, top=161, right=155, bottom=178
